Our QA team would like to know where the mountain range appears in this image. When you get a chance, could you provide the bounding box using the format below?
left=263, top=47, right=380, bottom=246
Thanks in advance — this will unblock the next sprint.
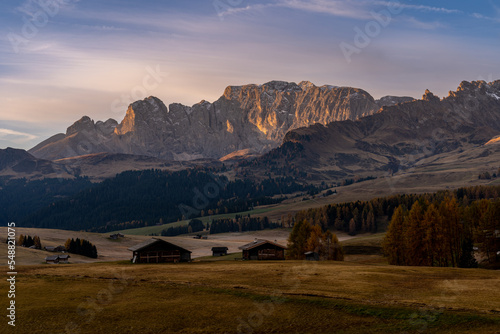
left=1, top=79, right=499, bottom=185
left=27, top=81, right=413, bottom=161
left=240, top=80, right=500, bottom=188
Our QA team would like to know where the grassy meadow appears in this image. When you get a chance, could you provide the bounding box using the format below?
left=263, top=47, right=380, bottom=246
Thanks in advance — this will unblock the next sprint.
left=12, top=260, right=500, bottom=334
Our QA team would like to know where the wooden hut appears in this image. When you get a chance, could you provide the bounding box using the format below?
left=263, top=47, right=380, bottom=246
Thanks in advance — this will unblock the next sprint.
left=45, top=255, right=59, bottom=264
left=128, top=238, right=191, bottom=263
left=305, top=251, right=319, bottom=261
left=45, top=254, right=70, bottom=264
left=58, top=254, right=70, bottom=263
left=212, top=247, right=228, bottom=256
left=239, top=239, right=286, bottom=260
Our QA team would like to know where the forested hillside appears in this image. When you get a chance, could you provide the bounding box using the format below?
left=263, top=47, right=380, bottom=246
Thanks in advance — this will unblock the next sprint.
left=0, top=177, right=92, bottom=223
left=20, top=169, right=318, bottom=231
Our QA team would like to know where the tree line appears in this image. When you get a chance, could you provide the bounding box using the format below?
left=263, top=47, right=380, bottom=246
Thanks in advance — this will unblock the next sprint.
left=160, top=219, right=205, bottom=236
left=64, top=238, right=98, bottom=258
left=290, top=185, right=500, bottom=236
left=287, top=220, right=344, bottom=261
left=209, top=216, right=281, bottom=234
left=17, top=234, right=42, bottom=249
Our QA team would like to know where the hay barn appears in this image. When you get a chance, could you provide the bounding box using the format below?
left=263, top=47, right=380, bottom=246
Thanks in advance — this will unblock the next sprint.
left=128, top=238, right=191, bottom=263
left=239, top=239, right=286, bottom=260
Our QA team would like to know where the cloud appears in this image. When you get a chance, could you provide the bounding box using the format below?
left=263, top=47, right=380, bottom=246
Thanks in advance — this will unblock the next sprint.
left=0, top=128, right=38, bottom=142
left=218, top=0, right=373, bottom=20
left=220, top=1, right=461, bottom=20
left=373, top=2, right=461, bottom=14
left=405, top=17, right=446, bottom=30
left=276, top=0, right=370, bottom=19
left=471, top=13, right=500, bottom=23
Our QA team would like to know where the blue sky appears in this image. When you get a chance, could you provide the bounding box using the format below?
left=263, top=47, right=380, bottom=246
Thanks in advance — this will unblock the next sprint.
left=1, top=0, right=499, bottom=150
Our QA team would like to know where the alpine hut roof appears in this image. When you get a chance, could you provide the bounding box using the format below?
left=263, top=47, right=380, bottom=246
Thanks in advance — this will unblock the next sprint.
left=238, top=239, right=287, bottom=251
left=128, top=238, right=192, bottom=253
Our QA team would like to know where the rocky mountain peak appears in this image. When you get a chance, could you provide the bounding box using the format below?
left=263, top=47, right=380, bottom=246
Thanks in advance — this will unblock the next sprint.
left=115, top=96, right=168, bottom=135
left=66, top=116, right=95, bottom=136
left=422, top=89, right=440, bottom=102
left=298, top=81, right=315, bottom=90
left=260, top=80, right=302, bottom=92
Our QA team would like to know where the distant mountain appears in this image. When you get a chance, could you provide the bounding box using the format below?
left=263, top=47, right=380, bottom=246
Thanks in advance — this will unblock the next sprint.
left=0, top=147, right=74, bottom=179
left=244, top=80, right=500, bottom=181
left=29, top=81, right=412, bottom=161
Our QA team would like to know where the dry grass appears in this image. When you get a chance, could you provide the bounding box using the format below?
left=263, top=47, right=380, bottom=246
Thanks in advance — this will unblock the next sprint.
left=11, top=261, right=500, bottom=333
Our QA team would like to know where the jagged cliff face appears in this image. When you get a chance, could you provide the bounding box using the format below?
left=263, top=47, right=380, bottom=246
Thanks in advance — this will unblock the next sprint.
left=29, top=81, right=391, bottom=161
left=252, top=80, right=500, bottom=180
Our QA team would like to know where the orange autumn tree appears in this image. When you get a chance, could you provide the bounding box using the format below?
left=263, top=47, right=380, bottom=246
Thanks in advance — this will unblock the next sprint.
left=287, top=220, right=343, bottom=260
left=383, top=197, right=476, bottom=268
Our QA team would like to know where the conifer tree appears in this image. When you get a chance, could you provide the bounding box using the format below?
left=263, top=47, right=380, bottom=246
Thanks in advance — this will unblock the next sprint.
left=383, top=206, right=407, bottom=265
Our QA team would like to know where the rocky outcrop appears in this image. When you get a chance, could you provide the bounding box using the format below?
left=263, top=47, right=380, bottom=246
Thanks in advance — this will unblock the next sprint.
left=375, top=96, right=414, bottom=108
left=29, top=81, right=392, bottom=161
left=250, top=80, right=500, bottom=179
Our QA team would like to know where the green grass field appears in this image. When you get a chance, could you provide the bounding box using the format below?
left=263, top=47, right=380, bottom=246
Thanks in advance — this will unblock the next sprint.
left=15, top=261, right=500, bottom=333
left=110, top=207, right=277, bottom=236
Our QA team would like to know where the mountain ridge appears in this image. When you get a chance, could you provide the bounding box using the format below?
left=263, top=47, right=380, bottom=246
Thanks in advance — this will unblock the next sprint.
left=28, top=80, right=413, bottom=161
left=243, top=80, right=500, bottom=181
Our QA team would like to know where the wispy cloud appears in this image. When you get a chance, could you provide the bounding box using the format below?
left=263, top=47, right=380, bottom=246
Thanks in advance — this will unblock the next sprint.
left=218, top=0, right=373, bottom=19
left=0, top=128, right=38, bottom=142
left=405, top=17, right=446, bottom=30
left=471, top=13, right=500, bottom=23
left=220, top=1, right=462, bottom=19
left=374, top=2, right=461, bottom=14
left=276, top=0, right=370, bottom=19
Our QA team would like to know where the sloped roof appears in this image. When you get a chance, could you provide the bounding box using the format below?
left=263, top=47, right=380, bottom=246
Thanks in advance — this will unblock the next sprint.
left=212, top=247, right=228, bottom=251
left=128, top=238, right=192, bottom=253
left=45, top=255, right=59, bottom=261
left=238, top=239, right=287, bottom=251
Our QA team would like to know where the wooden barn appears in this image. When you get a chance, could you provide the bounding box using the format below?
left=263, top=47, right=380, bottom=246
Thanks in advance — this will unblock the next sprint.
left=45, top=255, right=59, bottom=264
left=45, top=254, right=71, bottom=264
left=58, top=255, right=70, bottom=263
left=239, top=239, right=286, bottom=260
left=212, top=247, right=228, bottom=256
left=128, top=238, right=191, bottom=263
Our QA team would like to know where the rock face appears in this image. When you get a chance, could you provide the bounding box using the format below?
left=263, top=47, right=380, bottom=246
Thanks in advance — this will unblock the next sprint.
left=249, top=80, right=500, bottom=179
left=29, top=81, right=407, bottom=161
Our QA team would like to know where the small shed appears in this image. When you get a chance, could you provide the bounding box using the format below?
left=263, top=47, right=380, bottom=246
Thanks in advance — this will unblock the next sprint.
left=55, top=245, right=66, bottom=252
left=212, top=247, right=228, bottom=256
left=58, top=254, right=71, bottom=263
left=45, top=254, right=70, bottom=264
left=239, top=239, right=286, bottom=260
left=305, top=251, right=319, bottom=261
left=44, top=246, right=56, bottom=252
left=45, top=255, right=59, bottom=264
left=128, top=238, right=191, bottom=263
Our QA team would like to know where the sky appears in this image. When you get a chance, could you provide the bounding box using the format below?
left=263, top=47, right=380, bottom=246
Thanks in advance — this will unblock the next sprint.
left=1, top=0, right=499, bottom=150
